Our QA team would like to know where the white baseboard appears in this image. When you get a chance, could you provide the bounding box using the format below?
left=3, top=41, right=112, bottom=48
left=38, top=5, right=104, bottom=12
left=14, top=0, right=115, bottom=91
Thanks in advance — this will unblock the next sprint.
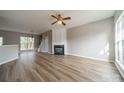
left=38, top=51, right=53, bottom=54
left=67, top=53, right=114, bottom=63
left=0, top=57, right=18, bottom=65
left=48, top=52, right=53, bottom=54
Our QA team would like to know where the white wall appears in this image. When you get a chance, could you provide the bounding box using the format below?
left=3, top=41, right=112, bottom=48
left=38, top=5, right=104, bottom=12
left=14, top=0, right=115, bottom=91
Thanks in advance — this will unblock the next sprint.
left=52, top=28, right=67, bottom=54
left=0, top=45, right=19, bottom=65
left=67, top=17, right=114, bottom=62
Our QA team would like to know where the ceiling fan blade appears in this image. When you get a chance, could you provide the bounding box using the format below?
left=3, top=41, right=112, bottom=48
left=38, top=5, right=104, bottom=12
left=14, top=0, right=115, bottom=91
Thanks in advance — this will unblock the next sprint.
left=62, top=21, right=66, bottom=26
left=51, top=15, right=58, bottom=19
left=51, top=21, right=57, bottom=25
left=62, top=17, right=71, bottom=20
left=58, top=14, right=61, bottom=17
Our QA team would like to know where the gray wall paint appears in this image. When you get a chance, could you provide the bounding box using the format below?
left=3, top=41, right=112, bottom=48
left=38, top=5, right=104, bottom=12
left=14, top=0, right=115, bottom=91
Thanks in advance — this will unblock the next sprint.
left=67, top=17, right=115, bottom=62
left=41, top=30, right=52, bottom=53
left=114, top=10, right=123, bottom=23
left=0, top=30, right=40, bottom=50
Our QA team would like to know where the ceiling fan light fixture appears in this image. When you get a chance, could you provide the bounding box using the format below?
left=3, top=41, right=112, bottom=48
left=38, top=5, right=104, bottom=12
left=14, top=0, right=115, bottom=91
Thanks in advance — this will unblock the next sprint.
left=57, top=20, right=62, bottom=24
left=51, top=14, right=71, bottom=26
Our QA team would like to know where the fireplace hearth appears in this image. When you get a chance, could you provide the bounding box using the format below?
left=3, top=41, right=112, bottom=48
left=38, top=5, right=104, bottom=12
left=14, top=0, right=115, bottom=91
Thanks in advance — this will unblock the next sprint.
left=54, top=45, right=64, bottom=55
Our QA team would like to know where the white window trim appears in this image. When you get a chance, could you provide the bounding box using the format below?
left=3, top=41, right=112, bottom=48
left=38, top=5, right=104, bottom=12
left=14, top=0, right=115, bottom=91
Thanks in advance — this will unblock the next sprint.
left=115, top=11, right=124, bottom=78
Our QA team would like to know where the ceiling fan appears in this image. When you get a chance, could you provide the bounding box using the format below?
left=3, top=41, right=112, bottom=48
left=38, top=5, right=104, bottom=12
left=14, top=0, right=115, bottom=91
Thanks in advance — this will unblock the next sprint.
left=51, top=14, right=71, bottom=26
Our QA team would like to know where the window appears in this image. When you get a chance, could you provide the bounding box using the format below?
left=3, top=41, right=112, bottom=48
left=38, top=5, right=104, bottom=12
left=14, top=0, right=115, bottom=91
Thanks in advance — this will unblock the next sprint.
left=20, top=36, right=34, bottom=50
left=0, top=37, right=3, bottom=46
left=116, top=14, right=124, bottom=65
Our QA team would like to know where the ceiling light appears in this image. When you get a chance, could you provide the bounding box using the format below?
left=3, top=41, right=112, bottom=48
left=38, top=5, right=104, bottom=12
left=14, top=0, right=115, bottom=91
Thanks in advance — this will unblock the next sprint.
left=57, top=20, right=62, bottom=24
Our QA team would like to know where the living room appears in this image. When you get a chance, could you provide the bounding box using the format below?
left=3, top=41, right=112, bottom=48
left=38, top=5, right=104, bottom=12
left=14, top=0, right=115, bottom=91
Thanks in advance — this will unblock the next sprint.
left=0, top=10, right=124, bottom=82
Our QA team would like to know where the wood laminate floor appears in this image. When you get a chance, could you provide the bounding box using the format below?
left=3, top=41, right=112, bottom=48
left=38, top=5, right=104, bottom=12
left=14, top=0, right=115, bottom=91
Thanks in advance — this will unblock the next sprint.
left=0, top=51, right=123, bottom=82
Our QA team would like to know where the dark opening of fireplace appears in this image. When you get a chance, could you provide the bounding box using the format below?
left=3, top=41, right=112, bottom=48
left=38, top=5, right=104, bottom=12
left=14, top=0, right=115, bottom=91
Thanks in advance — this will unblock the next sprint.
left=54, top=45, right=64, bottom=55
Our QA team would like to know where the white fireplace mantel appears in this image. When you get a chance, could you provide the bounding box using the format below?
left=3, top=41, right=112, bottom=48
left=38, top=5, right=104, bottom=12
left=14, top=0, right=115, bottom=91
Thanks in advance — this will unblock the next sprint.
left=52, top=28, right=67, bottom=54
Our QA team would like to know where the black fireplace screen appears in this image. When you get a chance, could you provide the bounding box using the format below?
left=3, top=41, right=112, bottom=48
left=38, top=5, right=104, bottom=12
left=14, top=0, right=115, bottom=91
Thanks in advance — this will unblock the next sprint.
left=54, top=45, right=64, bottom=55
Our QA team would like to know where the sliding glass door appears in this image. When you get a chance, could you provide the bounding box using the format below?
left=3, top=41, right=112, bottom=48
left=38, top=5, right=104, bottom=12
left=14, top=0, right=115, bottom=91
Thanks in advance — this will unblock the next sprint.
left=20, top=36, right=34, bottom=50
left=116, top=14, right=124, bottom=66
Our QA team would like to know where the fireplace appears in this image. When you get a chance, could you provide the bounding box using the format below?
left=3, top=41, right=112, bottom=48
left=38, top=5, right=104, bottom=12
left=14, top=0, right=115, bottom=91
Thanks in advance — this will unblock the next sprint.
left=54, top=45, right=64, bottom=55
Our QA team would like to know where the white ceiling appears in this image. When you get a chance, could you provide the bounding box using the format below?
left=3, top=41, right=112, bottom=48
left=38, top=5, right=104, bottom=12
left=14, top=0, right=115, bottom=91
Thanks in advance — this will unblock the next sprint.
left=0, top=10, right=115, bottom=34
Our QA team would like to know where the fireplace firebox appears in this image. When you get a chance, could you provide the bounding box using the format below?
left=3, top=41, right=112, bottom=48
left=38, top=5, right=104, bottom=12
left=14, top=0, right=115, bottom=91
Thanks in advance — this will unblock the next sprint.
left=54, top=45, right=64, bottom=55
